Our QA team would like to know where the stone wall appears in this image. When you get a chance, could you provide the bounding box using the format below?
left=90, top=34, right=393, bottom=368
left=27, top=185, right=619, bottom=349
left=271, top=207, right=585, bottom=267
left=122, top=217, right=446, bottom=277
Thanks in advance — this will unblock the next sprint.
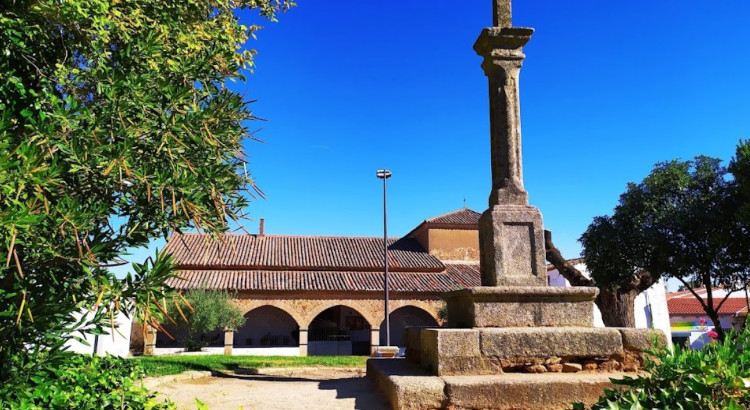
left=428, top=229, right=479, bottom=261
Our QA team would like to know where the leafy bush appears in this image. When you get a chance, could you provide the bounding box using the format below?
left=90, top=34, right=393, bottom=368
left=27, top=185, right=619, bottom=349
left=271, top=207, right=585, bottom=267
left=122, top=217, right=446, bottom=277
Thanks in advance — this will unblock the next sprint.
left=437, top=303, right=448, bottom=322
left=168, top=289, right=246, bottom=351
left=0, top=353, right=173, bottom=409
left=578, top=329, right=750, bottom=409
left=1, top=0, right=291, bottom=389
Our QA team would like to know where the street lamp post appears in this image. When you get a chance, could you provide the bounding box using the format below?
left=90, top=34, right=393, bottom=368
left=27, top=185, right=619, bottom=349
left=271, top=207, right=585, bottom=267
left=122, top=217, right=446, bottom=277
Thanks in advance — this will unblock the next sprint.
left=376, top=169, right=392, bottom=347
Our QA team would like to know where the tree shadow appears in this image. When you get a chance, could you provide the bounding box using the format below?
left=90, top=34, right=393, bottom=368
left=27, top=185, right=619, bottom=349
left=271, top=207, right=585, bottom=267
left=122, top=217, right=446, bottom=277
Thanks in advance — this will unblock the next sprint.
left=148, top=364, right=390, bottom=409
left=210, top=372, right=315, bottom=383
left=201, top=370, right=389, bottom=409
left=317, top=376, right=389, bottom=410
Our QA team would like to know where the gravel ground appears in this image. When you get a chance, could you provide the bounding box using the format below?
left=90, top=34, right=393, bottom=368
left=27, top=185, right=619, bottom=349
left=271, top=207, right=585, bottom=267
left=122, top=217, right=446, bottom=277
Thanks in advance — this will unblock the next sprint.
left=153, top=367, right=389, bottom=410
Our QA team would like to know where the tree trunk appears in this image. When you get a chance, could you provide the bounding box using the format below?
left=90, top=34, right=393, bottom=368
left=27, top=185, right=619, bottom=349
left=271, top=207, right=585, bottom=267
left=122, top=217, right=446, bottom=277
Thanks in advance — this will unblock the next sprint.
left=706, top=309, right=725, bottom=341
left=596, top=288, right=637, bottom=327
left=544, top=229, right=647, bottom=328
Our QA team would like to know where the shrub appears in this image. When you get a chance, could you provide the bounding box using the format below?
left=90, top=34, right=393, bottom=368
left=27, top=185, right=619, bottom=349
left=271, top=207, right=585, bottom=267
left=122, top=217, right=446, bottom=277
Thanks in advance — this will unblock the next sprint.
left=1, top=0, right=291, bottom=389
left=437, top=303, right=448, bottom=322
left=578, top=328, right=750, bottom=409
left=0, top=353, right=173, bottom=409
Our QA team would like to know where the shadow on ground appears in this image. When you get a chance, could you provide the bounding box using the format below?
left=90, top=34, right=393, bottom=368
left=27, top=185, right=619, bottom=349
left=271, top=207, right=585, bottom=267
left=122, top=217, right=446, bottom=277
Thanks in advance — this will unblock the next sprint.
left=154, top=368, right=389, bottom=410
left=318, top=376, right=388, bottom=410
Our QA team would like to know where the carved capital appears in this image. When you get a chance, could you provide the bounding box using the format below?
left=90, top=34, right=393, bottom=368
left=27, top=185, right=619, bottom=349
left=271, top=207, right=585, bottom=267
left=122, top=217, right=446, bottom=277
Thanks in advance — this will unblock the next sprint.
left=480, top=58, right=523, bottom=81
left=474, top=27, right=534, bottom=57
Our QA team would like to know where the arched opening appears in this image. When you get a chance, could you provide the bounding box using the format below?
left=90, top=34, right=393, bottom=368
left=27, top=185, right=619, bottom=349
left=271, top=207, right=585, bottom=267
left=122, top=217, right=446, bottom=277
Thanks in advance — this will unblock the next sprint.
left=234, top=306, right=300, bottom=350
left=155, top=324, right=223, bottom=351
left=308, top=305, right=371, bottom=356
left=380, top=306, right=439, bottom=347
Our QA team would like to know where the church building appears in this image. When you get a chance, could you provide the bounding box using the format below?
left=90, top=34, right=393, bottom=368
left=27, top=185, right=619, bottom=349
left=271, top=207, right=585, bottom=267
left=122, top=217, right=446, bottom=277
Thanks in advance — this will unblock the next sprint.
left=152, top=208, right=483, bottom=356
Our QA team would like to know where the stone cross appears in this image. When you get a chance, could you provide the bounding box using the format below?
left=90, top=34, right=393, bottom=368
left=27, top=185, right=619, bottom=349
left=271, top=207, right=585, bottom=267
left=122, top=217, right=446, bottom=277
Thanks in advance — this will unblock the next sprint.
left=474, top=12, right=532, bottom=207
left=493, top=0, right=512, bottom=28
left=475, top=0, right=547, bottom=286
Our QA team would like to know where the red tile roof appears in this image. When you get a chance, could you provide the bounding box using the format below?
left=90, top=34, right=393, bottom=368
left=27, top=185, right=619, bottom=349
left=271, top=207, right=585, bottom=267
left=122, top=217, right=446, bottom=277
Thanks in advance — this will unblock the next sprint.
left=668, top=297, right=748, bottom=316
left=163, top=230, right=483, bottom=293
left=667, top=286, right=737, bottom=299
left=425, top=208, right=481, bottom=225
left=166, top=264, right=481, bottom=293
left=164, top=233, right=443, bottom=272
left=444, top=263, right=481, bottom=288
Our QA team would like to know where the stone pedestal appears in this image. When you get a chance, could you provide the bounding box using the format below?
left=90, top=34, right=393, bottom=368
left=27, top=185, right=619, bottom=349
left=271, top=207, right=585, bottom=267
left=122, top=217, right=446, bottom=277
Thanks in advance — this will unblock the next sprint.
left=369, top=359, right=625, bottom=410
left=369, top=324, right=666, bottom=409
left=444, top=286, right=597, bottom=328
left=479, top=206, right=547, bottom=286
left=370, top=268, right=665, bottom=409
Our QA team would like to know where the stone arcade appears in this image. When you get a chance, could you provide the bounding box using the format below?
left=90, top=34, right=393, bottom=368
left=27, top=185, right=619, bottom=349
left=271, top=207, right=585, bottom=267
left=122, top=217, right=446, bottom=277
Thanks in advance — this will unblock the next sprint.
left=366, top=1, right=665, bottom=408
left=142, top=207, right=485, bottom=357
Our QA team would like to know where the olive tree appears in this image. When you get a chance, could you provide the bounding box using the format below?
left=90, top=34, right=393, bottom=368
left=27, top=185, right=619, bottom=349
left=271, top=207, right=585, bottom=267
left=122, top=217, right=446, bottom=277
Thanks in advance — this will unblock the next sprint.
left=730, top=140, right=750, bottom=224
left=573, top=155, right=749, bottom=339
left=170, top=289, right=246, bottom=351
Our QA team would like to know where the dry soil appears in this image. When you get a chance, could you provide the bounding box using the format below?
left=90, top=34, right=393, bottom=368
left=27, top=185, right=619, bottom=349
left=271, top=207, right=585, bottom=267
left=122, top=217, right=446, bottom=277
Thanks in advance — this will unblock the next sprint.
left=153, top=367, right=389, bottom=410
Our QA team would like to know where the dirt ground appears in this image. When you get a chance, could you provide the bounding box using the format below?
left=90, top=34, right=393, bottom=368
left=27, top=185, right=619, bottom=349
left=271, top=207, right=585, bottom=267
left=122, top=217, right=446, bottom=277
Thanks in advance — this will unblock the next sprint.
left=153, top=367, right=389, bottom=410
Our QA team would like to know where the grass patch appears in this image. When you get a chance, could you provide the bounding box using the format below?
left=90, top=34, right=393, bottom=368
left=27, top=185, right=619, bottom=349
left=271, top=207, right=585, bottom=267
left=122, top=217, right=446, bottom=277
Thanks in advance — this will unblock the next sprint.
left=133, top=355, right=369, bottom=377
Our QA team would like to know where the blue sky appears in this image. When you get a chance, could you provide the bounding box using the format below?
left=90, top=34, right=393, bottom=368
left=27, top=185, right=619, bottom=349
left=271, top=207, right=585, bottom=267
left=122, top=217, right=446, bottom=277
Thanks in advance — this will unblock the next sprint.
left=116, top=1, right=750, bottom=276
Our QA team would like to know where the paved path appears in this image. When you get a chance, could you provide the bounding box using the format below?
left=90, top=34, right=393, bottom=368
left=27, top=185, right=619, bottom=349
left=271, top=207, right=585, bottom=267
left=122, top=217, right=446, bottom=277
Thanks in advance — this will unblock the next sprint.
left=153, top=368, right=389, bottom=410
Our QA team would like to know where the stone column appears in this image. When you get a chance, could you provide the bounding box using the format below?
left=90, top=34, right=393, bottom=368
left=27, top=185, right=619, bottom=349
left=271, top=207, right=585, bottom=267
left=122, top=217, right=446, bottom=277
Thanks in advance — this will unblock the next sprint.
left=474, top=21, right=547, bottom=287
left=223, top=330, right=234, bottom=356
left=143, top=325, right=157, bottom=356
left=298, top=328, right=308, bottom=356
left=369, top=328, right=380, bottom=356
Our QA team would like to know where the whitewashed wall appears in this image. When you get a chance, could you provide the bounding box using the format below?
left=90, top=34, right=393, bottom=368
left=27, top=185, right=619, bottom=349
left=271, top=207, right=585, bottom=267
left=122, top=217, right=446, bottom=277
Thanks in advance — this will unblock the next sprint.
left=63, top=310, right=132, bottom=357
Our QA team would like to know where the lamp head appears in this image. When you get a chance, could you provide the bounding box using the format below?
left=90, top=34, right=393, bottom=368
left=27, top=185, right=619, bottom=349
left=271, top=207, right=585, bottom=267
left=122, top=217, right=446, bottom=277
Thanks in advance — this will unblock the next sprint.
left=375, top=169, right=392, bottom=179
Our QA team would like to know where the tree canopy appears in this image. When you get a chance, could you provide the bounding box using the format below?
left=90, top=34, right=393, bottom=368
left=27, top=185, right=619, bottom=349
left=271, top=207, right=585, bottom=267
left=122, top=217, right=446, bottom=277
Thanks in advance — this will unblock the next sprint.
left=0, top=0, right=292, bottom=386
left=170, top=288, right=246, bottom=351
left=730, top=140, right=750, bottom=223
left=579, top=152, right=750, bottom=339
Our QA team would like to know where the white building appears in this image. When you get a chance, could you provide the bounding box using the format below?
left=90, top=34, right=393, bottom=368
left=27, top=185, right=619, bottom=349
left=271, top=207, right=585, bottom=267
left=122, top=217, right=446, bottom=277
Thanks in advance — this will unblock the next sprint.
left=64, top=310, right=133, bottom=357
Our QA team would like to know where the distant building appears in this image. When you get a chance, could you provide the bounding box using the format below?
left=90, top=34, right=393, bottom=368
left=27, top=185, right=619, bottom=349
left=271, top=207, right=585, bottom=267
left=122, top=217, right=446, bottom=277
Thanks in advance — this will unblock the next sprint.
left=667, top=287, right=748, bottom=349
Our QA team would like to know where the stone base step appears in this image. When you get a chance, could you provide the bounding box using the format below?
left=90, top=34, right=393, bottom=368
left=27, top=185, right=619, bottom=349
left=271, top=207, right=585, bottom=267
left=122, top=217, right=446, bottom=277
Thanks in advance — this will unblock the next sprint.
left=367, top=358, right=623, bottom=410
left=405, top=326, right=663, bottom=376
left=443, top=286, right=599, bottom=328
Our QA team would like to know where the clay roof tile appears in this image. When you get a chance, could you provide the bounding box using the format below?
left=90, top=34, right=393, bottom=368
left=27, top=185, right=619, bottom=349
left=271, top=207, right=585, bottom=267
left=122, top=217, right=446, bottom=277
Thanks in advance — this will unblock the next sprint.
left=425, top=208, right=481, bottom=225
left=164, top=233, right=444, bottom=272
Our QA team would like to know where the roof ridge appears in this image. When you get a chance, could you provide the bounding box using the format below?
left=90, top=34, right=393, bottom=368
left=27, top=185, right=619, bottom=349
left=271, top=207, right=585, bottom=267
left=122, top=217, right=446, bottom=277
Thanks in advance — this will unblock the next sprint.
left=666, top=285, right=738, bottom=299
left=425, top=207, right=480, bottom=222
left=173, top=232, right=404, bottom=240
